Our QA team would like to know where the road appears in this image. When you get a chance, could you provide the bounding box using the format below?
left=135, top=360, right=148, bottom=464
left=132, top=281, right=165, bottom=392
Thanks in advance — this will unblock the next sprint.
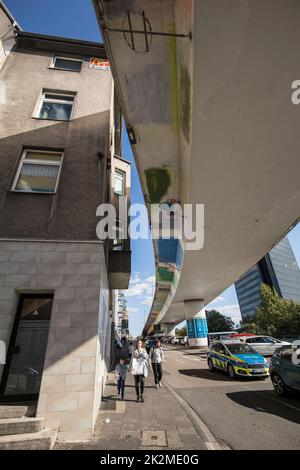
left=163, top=345, right=300, bottom=450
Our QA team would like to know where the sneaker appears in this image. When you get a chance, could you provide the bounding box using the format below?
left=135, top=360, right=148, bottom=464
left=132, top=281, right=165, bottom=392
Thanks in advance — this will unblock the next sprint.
left=136, top=396, right=140, bottom=403
left=159, top=382, right=162, bottom=388
left=140, top=396, right=144, bottom=403
left=155, top=384, right=159, bottom=389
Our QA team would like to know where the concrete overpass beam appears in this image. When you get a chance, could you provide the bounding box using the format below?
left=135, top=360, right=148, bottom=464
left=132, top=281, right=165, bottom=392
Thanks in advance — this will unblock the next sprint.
left=184, top=300, right=208, bottom=348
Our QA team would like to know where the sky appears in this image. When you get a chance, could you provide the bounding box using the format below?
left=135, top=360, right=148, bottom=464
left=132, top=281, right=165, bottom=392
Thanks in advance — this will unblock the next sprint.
left=5, top=0, right=300, bottom=338
left=5, top=0, right=102, bottom=42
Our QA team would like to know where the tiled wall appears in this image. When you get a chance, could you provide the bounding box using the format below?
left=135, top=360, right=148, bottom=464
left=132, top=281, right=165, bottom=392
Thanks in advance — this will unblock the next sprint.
left=0, top=240, right=111, bottom=442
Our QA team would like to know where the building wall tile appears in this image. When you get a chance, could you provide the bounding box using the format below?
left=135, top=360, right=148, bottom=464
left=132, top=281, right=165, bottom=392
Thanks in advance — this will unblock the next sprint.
left=46, top=392, right=78, bottom=412
left=11, top=251, right=38, bottom=263
left=54, top=287, right=75, bottom=300
left=81, top=357, right=96, bottom=374
left=78, top=391, right=95, bottom=410
left=41, top=375, right=65, bottom=393
left=65, top=373, right=94, bottom=392
left=50, top=357, right=82, bottom=375
left=0, top=240, right=110, bottom=443
left=74, top=287, right=99, bottom=300
left=60, top=409, right=93, bottom=431
left=66, top=253, right=91, bottom=264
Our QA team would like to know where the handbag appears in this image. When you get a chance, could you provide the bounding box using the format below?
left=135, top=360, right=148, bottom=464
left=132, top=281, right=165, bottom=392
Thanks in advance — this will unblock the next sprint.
left=143, top=360, right=149, bottom=378
left=131, top=357, right=144, bottom=375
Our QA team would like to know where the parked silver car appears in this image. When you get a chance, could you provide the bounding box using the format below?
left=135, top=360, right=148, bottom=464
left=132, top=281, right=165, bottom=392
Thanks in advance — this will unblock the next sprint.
left=179, top=336, right=189, bottom=346
left=240, top=335, right=291, bottom=356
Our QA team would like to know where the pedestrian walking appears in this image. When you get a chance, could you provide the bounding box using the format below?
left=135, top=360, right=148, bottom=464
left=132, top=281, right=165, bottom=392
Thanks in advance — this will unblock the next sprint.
left=145, top=337, right=154, bottom=354
left=115, top=356, right=128, bottom=400
left=150, top=339, right=164, bottom=389
left=130, top=339, right=148, bottom=403
left=113, top=337, right=123, bottom=367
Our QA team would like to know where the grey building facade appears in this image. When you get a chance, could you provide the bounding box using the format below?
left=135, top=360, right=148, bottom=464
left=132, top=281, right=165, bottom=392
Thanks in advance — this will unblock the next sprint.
left=0, top=5, right=131, bottom=444
left=235, top=236, right=300, bottom=319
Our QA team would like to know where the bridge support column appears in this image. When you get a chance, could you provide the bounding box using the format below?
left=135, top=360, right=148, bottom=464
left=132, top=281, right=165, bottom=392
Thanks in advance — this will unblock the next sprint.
left=163, top=324, right=176, bottom=336
left=184, top=300, right=208, bottom=348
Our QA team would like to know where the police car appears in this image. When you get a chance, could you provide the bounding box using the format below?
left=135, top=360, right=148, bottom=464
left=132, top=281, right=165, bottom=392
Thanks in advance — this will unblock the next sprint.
left=207, top=340, right=269, bottom=379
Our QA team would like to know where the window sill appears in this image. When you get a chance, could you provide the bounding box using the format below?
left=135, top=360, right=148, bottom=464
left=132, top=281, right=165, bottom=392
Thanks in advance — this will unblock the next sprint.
left=32, top=117, right=71, bottom=123
left=10, top=190, right=57, bottom=195
left=49, top=67, right=81, bottom=73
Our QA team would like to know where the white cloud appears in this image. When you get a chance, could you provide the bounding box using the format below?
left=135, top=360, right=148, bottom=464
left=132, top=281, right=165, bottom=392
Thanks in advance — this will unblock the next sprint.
left=127, top=307, right=139, bottom=313
left=210, top=296, right=226, bottom=304
left=124, top=285, right=145, bottom=297
left=130, top=273, right=142, bottom=285
left=129, top=273, right=154, bottom=283
left=208, top=304, right=242, bottom=323
left=124, top=274, right=155, bottom=299
left=141, top=298, right=153, bottom=306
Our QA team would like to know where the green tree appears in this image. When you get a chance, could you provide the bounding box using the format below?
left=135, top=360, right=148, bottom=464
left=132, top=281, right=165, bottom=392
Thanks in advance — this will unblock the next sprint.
left=255, top=283, right=300, bottom=335
left=175, top=326, right=187, bottom=336
left=239, top=316, right=264, bottom=335
left=205, top=309, right=235, bottom=332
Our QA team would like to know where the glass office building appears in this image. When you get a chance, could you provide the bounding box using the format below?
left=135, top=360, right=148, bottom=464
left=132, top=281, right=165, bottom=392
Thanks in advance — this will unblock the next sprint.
left=235, top=236, right=300, bottom=319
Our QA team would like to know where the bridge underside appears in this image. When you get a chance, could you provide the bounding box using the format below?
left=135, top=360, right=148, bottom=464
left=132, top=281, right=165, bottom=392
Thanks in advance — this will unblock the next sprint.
left=94, top=0, right=300, bottom=332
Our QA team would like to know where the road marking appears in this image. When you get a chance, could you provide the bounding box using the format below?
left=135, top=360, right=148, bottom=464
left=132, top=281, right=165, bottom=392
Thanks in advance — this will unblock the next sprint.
left=183, top=357, right=202, bottom=361
left=176, top=359, right=185, bottom=364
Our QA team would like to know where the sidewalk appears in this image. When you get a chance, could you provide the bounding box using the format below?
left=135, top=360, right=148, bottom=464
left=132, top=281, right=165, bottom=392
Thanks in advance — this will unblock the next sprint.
left=57, top=369, right=207, bottom=450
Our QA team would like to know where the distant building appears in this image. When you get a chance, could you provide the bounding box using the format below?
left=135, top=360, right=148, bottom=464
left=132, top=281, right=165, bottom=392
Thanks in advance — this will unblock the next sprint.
left=0, top=0, right=21, bottom=70
left=116, top=291, right=129, bottom=336
left=235, top=236, right=300, bottom=319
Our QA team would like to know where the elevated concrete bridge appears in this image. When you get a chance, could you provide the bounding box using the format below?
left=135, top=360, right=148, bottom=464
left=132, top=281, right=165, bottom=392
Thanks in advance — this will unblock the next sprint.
left=94, top=0, right=300, bottom=344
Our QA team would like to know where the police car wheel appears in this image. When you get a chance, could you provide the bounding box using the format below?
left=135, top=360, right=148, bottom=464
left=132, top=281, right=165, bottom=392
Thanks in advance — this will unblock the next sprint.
left=228, top=364, right=235, bottom=379
left=208, top=358, right=215, bottom=371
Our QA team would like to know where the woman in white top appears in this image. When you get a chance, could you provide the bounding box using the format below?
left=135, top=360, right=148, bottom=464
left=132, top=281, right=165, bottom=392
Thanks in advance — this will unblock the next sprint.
left=130, top=339, right=149, bottom=402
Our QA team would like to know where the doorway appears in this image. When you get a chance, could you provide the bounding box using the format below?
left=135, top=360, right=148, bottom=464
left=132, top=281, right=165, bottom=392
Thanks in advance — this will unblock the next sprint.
left=0, top=294, right=53, bottom=402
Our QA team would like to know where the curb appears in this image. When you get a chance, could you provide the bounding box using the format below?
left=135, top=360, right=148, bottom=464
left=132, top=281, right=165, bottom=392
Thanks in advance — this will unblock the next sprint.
left=163, top=379, right=231, bottom=451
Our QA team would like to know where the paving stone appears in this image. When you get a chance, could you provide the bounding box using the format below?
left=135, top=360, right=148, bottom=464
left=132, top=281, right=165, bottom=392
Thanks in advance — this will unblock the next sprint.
left=178, top=427, right=199, bottom=436
left=141, top=430, right=167, bottom=447
left=166, top=430, right=183, bottom=448
left=179, top=434, right=206, bottom=449
left=58, top=367, right=207, bottom=450
left=120, top=430, right=141, bottom=440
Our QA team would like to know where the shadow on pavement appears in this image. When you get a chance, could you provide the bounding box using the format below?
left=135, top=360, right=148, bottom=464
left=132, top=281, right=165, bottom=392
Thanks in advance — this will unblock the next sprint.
left=124, top=384, right=156, bottom=389
left=227, top=389, right=300, bottom=425
left=178, top=368, right=267, bottom=383
left=182, top=352, right=208, bottom=358
left=178, top=368, right=233, bottom=381
left=101, top=394, right=117, bottom=402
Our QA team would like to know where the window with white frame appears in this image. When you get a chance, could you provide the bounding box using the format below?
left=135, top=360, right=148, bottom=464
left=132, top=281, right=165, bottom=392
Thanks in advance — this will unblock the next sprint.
left=114, top=169, right=125, bottom=196
left=36, top=92, right=75, bottom=121
left=51, top=56, right=82, bottom=72
left=12, top=149, right=63, bottom=193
